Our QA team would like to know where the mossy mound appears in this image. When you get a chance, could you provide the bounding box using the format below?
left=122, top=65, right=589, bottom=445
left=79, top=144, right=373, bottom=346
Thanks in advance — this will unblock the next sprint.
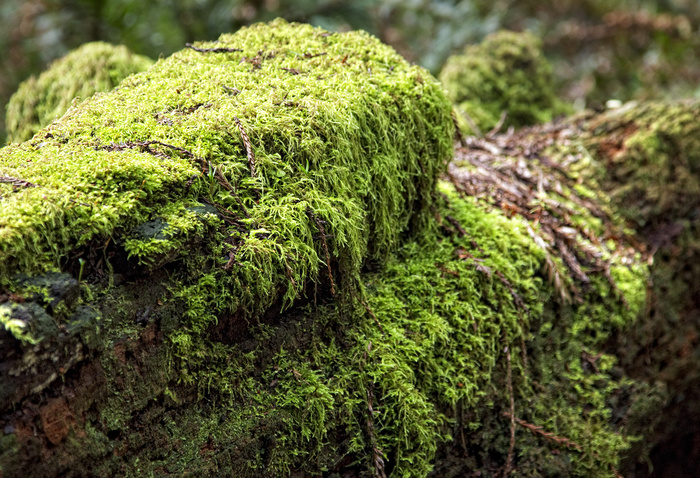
left=474, top=99, right=700, bottom=475
left=5, top=42, right=153, bottom=144
left=0, top=18, right=452, bottom=293
left=0, top=20, right=653, bottom=477
left=439, top=30, right=568, bottom=135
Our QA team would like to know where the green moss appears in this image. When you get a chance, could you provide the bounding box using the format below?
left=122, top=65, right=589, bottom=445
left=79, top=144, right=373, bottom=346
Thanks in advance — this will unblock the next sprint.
left=142, top=186, right=644, bottom=476
left=574, top=100, right=700, bottom=472
left=583, top=100, right=700, bottom=227
left=0, top=19, right=452, bottom=301
left=439, top=30, right=569, bottom=134
left=5, top=42, right=153, bottom=144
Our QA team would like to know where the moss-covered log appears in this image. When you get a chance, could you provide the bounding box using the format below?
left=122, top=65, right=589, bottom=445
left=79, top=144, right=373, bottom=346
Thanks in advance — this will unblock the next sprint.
left=440, top=99, right=700, bottom=476
left=0, top=20, right=697, bottom=478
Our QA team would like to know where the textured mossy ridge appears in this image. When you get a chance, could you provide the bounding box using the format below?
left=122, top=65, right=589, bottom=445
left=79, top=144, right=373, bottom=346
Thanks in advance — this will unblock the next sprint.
left=439, top=30, right=569, bottom=135
left=0, top=20, right=654, bottom=477
left=5, top=41, right=153, bottom=144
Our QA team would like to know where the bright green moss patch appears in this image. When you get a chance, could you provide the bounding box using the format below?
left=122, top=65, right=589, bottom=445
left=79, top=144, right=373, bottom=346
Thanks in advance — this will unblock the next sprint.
left=0, top=19, right=453, bottom=307
left=440, top=30, right=569, bottom=135
left=5, top=42, right=154, bottom=144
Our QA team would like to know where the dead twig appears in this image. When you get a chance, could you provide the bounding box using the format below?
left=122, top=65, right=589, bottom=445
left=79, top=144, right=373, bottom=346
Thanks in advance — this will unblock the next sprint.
left=352, top=290, right=384, bottom=333
left=303, top=51, right=327, bottom=58
left=307, top=208, right=335, bottom=296
left=503, top=346, right=516, bottom=478
left=502, top=412, right=583, bottom=452
left=495, top=271, right=530, bottom=317
left=366, top=387, right=387, bottom=478
left=487, top=111, right=508, bottom=139
left=0, top=175, right=37, bottom=189
left=445, top=215, right=468, bottom=237
left=223, top=85, right=241, bottom=95
left=186, top=43, right=242, bottom=53
left=233, top=116, right=256, bottom=178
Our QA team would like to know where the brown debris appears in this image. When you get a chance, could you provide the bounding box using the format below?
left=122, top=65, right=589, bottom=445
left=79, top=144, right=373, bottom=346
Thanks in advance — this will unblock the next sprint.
left=447, top=122, right=638, bottom=304
left=502, top=411, right=583, bottom=452
left=307, top=208, right=336, bottom=296
left=0, top=175, right=37, bottom=190
left=39, top=398, right=74, bottom=445
left=233, top=116, right=256, bottom=178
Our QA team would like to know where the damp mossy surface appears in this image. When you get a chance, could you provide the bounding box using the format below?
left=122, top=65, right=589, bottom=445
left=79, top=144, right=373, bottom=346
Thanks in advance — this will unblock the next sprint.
left=5, top=42, right=154, bottom=144
left=439, top=30, right=569, bottom=135
left=52, top=185, right=645, bottom=478
left=574, top=100, right=700, bottom=472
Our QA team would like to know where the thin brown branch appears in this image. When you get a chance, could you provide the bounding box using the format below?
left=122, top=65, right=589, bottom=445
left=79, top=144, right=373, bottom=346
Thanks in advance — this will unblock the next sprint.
left=502, top=412, right=583, bottom=452
left=352, top=290, right=384, bottom=333
left=503, top=346, right=516, bottom=478
left=307, top=208, right=335, bottom=296
left=303, top=51, right=327, bottom=58
left=487, top=111, right=508, bottom=139
left=186, top=43, right=242, bottom=53
left=233, top=116, right=256, bottom=178
left=366, top=387, right=387, bottom=478
left=1, top=175, right=38, bottom=189
left=445, top=214, right=468, bottom=237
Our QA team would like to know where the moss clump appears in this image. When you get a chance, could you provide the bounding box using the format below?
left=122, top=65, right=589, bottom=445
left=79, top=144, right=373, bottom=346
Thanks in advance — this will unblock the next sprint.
left=439, top=30, right=568, bottom=135
left=5, top=42, right=153, bottom=144
left=0, top=19, right=453, bottom=301
left=0, top=22, right=454, bottom=475
left=1, top=186, right=643, bottom=477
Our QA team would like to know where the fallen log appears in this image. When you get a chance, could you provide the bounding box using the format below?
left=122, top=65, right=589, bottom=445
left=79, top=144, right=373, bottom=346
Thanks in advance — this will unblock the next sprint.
left=1, top=20, right=697, bottom=478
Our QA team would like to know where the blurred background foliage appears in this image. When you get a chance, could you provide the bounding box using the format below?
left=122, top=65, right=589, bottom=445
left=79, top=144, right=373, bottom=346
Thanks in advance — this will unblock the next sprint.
left=2, top=0, right=700, bottom=144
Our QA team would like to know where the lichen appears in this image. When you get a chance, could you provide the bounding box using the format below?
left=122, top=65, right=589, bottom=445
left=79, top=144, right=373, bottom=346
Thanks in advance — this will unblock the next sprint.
left=5, top=42, right=154, bottom=144
left=439, top=30, right=569, bottom=135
